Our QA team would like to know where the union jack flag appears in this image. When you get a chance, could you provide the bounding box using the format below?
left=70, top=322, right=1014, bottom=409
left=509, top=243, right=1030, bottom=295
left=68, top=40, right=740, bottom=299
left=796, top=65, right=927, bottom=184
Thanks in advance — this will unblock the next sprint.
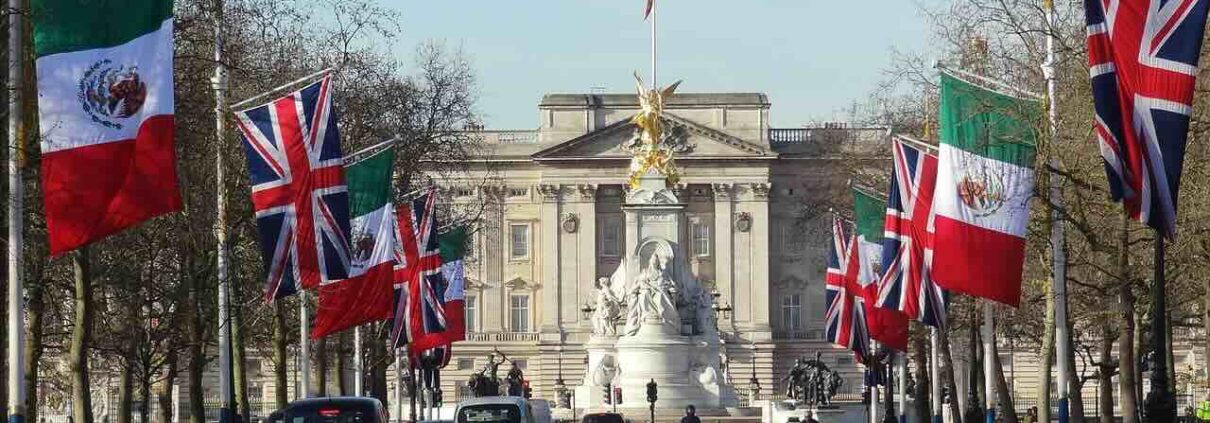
left=825, top=216, right=869, bottom=362
left=876, top=137, right=947, bottom=328
left=1084, top=0, right=1210, bottom=237
left=234, top=74, right=351, bottom=300
left=391, top=190, right=452, bottom=355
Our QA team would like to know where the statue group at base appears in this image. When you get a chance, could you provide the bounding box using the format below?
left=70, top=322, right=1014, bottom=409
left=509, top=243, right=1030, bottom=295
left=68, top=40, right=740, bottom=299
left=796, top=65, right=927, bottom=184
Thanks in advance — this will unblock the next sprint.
left=467, top=348, right=525, bottom=398
left=574, top=171, right=737, bottom=410
left=780, top=352, right=843, bottom=408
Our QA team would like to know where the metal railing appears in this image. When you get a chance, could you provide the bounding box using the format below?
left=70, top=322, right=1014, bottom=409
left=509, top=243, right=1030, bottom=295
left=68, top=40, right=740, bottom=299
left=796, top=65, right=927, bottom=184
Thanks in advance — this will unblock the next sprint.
left=465, top=332, right=540, bottom=343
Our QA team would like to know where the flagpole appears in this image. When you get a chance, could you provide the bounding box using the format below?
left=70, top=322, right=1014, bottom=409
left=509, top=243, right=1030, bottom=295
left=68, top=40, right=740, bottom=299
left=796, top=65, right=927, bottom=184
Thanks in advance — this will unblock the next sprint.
left=354, top=326, right=363, bottom=396
left=649, top=0, right=656, bottom=89
left=5, top=0, right=26, bottom=421
left=930, top=329, right=942, bottom=423
left=897, top=353, right=906, bottom=423
left=1041, top=1, right=1072, bottom=421
left=982, top=302, right=995, bottom=423
left=394, top=352, right=403, bottom=423
left=212, top=0, right=235, bottom=422
left=300, top=291, right=311, bottom=398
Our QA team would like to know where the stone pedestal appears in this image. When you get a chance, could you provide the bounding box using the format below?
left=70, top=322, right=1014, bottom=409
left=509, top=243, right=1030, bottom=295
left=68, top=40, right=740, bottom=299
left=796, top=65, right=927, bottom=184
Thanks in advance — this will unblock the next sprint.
left=575, top=171, right=737, bottom=412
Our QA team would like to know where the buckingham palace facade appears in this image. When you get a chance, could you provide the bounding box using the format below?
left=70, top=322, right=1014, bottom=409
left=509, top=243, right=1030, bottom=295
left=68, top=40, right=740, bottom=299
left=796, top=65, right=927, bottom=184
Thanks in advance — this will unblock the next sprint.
left=423, top=91, right=890, bottom=402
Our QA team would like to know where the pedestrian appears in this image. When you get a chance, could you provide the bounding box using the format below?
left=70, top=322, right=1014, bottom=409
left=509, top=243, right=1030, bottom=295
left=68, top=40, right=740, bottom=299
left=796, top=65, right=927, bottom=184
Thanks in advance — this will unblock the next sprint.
left=680, top=405, right=701, bottom=423
left=1025, top=406, right=1037, bottom=423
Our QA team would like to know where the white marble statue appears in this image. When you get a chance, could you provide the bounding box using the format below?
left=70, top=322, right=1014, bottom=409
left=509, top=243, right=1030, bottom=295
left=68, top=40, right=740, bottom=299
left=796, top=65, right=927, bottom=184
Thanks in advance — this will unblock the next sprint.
left=592, top=277, right=622, bottom=336
left=624, top=249, right=680, bottom=335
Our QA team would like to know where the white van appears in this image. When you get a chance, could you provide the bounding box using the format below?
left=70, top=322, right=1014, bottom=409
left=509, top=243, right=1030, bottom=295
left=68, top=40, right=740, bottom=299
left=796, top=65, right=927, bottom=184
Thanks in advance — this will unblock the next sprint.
left=453, top=397, right=536, bottom=423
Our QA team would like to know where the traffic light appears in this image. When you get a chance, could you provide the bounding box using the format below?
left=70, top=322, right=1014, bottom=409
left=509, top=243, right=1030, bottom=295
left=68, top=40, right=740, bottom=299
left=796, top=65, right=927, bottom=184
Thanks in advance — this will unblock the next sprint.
left=603, top=383, right=612, bottom=405
left=646, top=379, right=658, bottom=404
left=523, top=380, right=533, bottom=399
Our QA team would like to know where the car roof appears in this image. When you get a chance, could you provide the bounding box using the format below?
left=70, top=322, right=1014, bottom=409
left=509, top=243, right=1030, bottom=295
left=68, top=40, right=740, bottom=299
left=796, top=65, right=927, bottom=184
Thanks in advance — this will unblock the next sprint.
left=285, top=397, right=384, bottom=409
left=456, top=396, right=530, bottom=408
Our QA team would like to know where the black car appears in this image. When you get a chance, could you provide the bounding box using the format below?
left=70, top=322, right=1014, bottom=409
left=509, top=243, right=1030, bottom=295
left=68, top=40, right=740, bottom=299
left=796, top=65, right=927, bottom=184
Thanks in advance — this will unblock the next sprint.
left=264, top=397, right=389, bottom=423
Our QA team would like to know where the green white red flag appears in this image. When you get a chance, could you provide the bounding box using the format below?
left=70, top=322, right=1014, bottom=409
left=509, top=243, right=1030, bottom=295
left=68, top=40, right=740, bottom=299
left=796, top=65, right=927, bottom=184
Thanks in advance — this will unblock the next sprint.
left=852, top=188, right=908, bottom=352
left=932, top=72, right=1040, bottom=307
left=313, top=148, right=397, bottom=338
left=34, top=0, right=181, bottom=255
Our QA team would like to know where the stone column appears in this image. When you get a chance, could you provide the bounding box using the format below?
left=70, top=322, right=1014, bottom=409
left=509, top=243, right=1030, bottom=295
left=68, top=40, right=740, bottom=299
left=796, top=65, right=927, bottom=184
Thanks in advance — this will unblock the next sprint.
left=538, top=184, right=563, bottom=335
left=748, top=182, right=772, bottom=333
left=711, top=183, right=735, bottom=330
left=573, top=184, right=598, bottom=328
left=483, top=186, right=506, bottom=332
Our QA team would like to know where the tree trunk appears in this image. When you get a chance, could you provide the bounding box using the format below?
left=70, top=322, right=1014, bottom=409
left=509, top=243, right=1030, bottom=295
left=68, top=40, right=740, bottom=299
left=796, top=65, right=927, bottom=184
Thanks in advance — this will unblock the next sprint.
left=1134, top=311, right=1144, bottom=409
left=1117, top=211, right=1140, bottom=423
left=369, top=328, right=388, bottom=406
left=273, top=302, right=288, bottom=409
left=336, top=332, right=348, bottom=396
left=1038, top=278, right=1056, bottom=423
left=1065, top=319, right=1086, bottom=423
left=233, top=297, right=250, bottom=423
left=1203, top=276, right=1210, bottom=393
left=187, top=261, right=205, bottom=423
left=1098, top=329, right=1115, bottom=423
left=118, top=358, right=133, bottom=423
left=914, top=332, right=931, bottom=422
left=23, top=275, right=46, bottom=423
left=71, top=248, right=95, bottom=423
left=157, top=349, right=178, bottom=423
left=314, top=337, right=328, bottom=397
left=940, top=326, right=963, bottom=423
left=990, top=339, right=1018, bottom=423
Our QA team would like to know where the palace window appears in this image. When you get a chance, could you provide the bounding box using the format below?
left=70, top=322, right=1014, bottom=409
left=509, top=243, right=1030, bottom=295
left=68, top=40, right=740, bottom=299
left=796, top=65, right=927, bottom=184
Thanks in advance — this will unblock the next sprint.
left=509, top=188, right=529, bottom=197
left=510, top=294, right=530, bottom=332
left=457, top=359, right=474, bottom=370
left=691, top=221, right=711, bottom=256
left=454, top=187, right=475, bottom=197
left=464, top=294, right=478, bottom=333
left=781, top=294, right=802, bottom=331
left=510, top=223, right=530, bottom=260
left=600, top=215, right=622, bottom=257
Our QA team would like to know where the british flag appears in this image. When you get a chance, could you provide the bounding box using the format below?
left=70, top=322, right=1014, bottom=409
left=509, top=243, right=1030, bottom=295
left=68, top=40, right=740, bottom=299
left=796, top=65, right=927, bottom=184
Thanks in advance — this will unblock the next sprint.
left=825, top=215, right=869, bottom=362
left=1085, top=0, right=1210, bottom=237
left=391, top=189, right=453, bottom=355
left=876, top=137, right=947, bottom=328
left=234, top=74, right=351, bottom=300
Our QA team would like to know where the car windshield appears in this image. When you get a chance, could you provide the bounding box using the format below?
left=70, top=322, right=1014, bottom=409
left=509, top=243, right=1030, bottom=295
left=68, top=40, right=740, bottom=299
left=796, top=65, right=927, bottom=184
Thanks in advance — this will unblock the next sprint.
left=457, top=404, right=522, bottom=423
left=283, top=402, right=378, bottom=423
left=580, top=414, right=624, bottom=423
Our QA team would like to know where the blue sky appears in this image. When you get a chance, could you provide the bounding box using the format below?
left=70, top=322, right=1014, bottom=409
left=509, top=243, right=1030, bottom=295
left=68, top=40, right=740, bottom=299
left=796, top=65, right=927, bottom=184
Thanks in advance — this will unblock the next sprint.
left=380, top=0, right=937, bottom=129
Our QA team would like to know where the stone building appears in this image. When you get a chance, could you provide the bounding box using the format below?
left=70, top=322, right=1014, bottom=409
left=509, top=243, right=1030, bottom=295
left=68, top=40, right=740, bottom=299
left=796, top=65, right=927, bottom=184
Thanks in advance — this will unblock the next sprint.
left=424, top=91, right=891, bottom=403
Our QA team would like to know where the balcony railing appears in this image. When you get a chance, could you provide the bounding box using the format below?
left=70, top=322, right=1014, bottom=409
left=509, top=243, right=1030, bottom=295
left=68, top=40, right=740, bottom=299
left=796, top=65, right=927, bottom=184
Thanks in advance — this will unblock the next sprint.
left=773, top=330, right=821, bottom=340
left=465, top=331, right=540, bottom=343
left=768, top=128, right=815, bottom=144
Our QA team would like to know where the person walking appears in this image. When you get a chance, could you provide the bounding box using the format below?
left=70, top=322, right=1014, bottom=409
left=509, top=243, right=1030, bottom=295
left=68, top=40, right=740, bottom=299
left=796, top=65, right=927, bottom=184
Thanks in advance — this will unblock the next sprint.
left=680, top=405, right=701, bottom=423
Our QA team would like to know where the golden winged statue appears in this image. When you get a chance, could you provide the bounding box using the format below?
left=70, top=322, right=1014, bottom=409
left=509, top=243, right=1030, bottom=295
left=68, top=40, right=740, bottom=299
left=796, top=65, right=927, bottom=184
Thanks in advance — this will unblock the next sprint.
left=627, top=73, right=683, bottom=188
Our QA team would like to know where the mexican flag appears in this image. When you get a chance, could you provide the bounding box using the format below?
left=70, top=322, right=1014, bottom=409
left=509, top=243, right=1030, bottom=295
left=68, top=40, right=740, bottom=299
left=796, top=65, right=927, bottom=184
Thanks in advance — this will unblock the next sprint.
left=932, top=72, right=1040, bottom=308
left=437, top=226, right=468, bottom=344
left=852, top=189, right=908, bottom=352
left=34, top=0, right=181, bottom=255
left=313, top=148, right=397, bottom=338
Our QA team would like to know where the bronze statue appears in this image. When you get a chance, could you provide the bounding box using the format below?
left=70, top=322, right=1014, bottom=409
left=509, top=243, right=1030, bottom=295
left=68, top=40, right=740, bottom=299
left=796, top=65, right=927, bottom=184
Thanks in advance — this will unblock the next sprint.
left=780, top=352, right=844, bottom=407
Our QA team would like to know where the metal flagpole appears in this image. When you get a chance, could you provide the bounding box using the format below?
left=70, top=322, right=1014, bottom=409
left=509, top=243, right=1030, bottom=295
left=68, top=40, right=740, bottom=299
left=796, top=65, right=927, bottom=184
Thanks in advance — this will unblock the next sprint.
left=354, top=327, right=363, bottom=396
left=897, top=354, right=906, bottom=423
left=6, top=0, right=25, bottom=419
left=1144, top=232, right=1175, bottom=421
left=212, top=1, right=235, bottom=422
left=930, top=329, right=942, bottom=423
left=1041, top=1, right=1072, bottom=421
left=394, top=351, right=404, bottom=423
left=300, top=291, right=311, bottom=398
left=649, top=0, right=656, bottom=89
left=869, top=341, right=879, bottom=423
left=982, top=303, right=995, bottom=423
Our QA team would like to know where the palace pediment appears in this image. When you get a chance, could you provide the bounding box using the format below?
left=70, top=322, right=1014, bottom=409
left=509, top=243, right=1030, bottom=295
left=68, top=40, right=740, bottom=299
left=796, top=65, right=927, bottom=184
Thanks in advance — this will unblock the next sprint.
left=531, top=113, right=776, bottom=161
